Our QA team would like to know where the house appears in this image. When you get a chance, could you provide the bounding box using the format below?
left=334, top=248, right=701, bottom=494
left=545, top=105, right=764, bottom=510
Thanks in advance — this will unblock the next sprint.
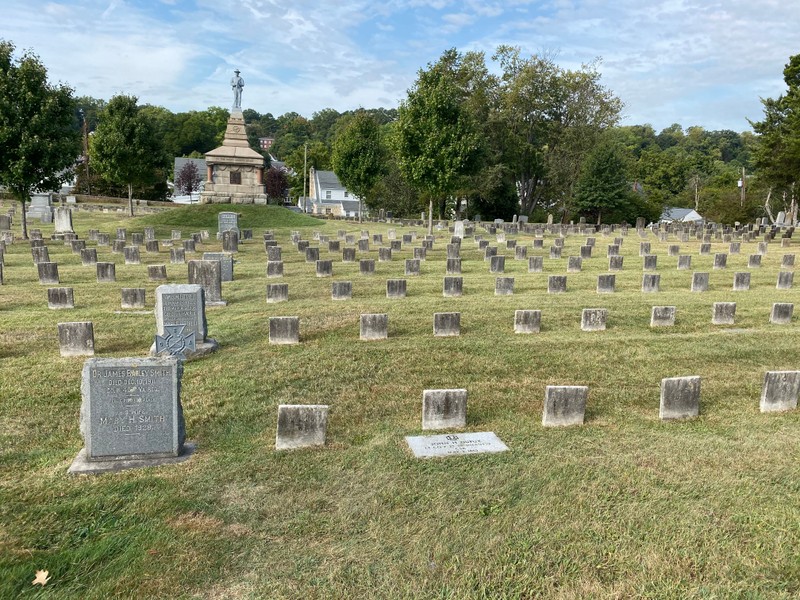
left=301, top=167, right=364, bottom=218
left=660, top=207, right=703, bottom=223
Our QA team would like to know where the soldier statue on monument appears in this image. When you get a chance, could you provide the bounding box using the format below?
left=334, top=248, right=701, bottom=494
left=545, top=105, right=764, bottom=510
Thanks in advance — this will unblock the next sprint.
left=231, top=69, right=244, bottom=110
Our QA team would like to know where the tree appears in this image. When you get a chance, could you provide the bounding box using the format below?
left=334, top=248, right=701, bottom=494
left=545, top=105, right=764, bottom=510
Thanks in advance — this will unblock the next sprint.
left=265, top=167, right=288, bottom=202
left=90, top=94, right=168, bottom=216
left=395, top=49, right=483, bottom=224
left=0, top=40, right=81, bottom=239
left=331, top=111, right=387, bottom=222
left=175, top=161, right=201, bottom=203
left=573, top=142, right=631, bottom=224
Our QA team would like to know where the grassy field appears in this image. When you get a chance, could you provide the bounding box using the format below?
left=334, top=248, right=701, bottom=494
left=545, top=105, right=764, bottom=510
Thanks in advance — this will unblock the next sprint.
left=2, top=202, right=800, bottom=599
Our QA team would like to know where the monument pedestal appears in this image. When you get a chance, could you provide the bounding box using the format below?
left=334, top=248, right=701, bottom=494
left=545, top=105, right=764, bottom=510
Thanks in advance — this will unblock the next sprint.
left=201, top=110, right=267, bottom=205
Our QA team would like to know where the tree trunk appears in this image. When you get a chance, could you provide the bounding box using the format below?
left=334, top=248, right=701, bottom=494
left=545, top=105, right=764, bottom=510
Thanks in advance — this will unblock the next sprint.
left=359, top=198, right=362, bottom=224
left=128, top=183, right=134, bottom=217
left=596, top=210, right=601, bottom=226
left=19, top=196, right=29, bottom=240
left=764, top=188, right=775, bottom=223
left=428, top=199, right=433, bottom=235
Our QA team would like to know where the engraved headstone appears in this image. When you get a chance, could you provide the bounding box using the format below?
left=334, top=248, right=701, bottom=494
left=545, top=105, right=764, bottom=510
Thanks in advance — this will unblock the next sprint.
left=269, top=316, right=300, bottom=344
left=770, top=302, right=794, bottom=324
left=660, top=376, right=700, bottom=420
left=58, top=321, right=94, bottom=357
left=433, top=312, right=460, bottom=336
left=542, top=386, right=587, bottom=427
left=386, top=279, right=406, bottom=299
left=422, top=389, right=467, bottom=430
left=331, top=281, right=352, bottom=300
left=275, top=405, right=328, bottom=450
left=581, top=308, right=607, bottom=331
left=514, top=310, right=541, bottom=333
left=360, top=313, right=388, bottom=340
left=651, top=306, right=676, bottom=327
left=760, top=371, right=800, bottom=413
left=121, top=288, right=146, bottom=309
left=48, top=287, right=74, bottom=309
left=188, top=260, right=225, bottom=305
left=202, top=252, right=234, bottom=282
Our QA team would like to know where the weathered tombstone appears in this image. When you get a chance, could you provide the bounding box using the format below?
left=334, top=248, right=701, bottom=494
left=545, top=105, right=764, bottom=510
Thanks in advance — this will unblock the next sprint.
left=0, top=215, right=10, bottom=230
left=342, top=247, right=356, bottom=262
left=378, top=247, right=392, bottom=262
left=782, top=254, right=795, bottom=268
left=514, top=310, right=541, bottom=333
left=533, top=239, right=544, bottom=249
left=67, top=357, right=193, bottom=474
left=131, top=233, right=144, bottom=246
left=608, top=256, right=624, bottom=271
left=405, top=258, right=421, bottom=276
left=733, top=272, right=750, bottom=291
left=269, top=316, right=299, bottom=344
left=422, top=389, right=467, bottom=430
left=567, top=256, right=582, bottom=272
left=542, top=386, right=587, bottom=427
left=96, top=262, right=116, bottom=283
left=433, top=312, right=461, bottom=336
left=275, top=405, right=328, bottom=450
left=548, top=275, right=567, bottom=294
left=358, top=239, right=369, bottom=252
left=495, top=277, right=514, bottom=295
left=528, top=256, right=544, bottom=273
left=148, top=265, right=168, bottom=282
left=607, top=244, right=620, bottom=257
left=712, top=302, right=736, bottom=325
left=639, top=242, right=651, bottom=256
left=549, top=246, right=562, bottom=259
left=748, top=254, right=762, bottom=268
left=58, top=321, right=94, bottom=356
left=770, top=303, right=794, bottom=324
left=515, top=246, right=528, bottom=260
left=490, top=255, right=505, bottom=273
left=453, top=220, right=465, bottom=239
left=484, top=246, right=498, bottom=261
left=359, top=259, right=375, bottom=275
left=760, top=371, right=800, bottom=413
left=360, top=313, right=388, bottom=341
left=266, top=246, right=282, bottom=262
left=218, top=211, right=240, bottom=237
left=80, top=248, right=98, bottom=266
left=677, top=255, right=692, bottom=270
left=70, top=240, right=86, bottom=254
left=266, top=261, right=284, bottom=278
left=121, top=288, right=146, bottom=309
left=777, top=271, right=794, bottom=289
left=182, top=239, right=196, bottom=253
left=729, top=242, right=741, bottom=254
left=171, top=229, right=182, bottom=240
left=691, top=272, right=709, bottom=292
left=331, top=281, right=352, bottom=300
left=757, top=241, right=768, bottom=255
left=97, top=233, right=110, bottom=246
left=660, top=376, right=700, bottom=420
left=668, top=244, right=680, bottom=256
left=188, top=260, right=225, bottom=305
left=380, top=278, right=405, bottom=299
left=713, top=253, right=728, bottom=269
left=48, top=287, right=74, bottom=309
left=37, top=262, right=59, bottom=284
left=446, top=258, right=462, bottom=274
left=594, top=274, right=614, bottom=294
left=266, top=283, right=288, bottom=303
left=305, top=247, right=320, bottom=263
left=643, top=254, right=658, bottom=270
left=123, top=246, right=141, bottom=265
left=581, top=308, right=607, bottom=331
left=443, top=276, right=463, bottom=297
left=642, top=273, right=660, bottom=292
left=699, top=243, right=711, bottom=255
left=312, top=259, right=331, bottom=278
left=144, top=226, right=155, bottom=241
left=170, top=248, right=186, bottom=264
left=32, top=246, right=50, bottom=264
left=53, top=206, right=74, bottom=234
left=651, top=306, right=676, bottom=327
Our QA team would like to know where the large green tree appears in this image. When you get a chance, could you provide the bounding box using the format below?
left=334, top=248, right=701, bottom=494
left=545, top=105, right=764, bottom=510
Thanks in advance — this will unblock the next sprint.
left=573, top=142, right=632, bottom=224
left=395, top=49, right=484, bottom=223
left=331, top=112, right=387, bottom=222
left=0, top=40, right=81, bottom=239
left=90, top=94, right=168, bottom=216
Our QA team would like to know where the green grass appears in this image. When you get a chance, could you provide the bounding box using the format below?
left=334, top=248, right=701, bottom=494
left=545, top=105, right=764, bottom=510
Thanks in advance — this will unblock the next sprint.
left=2, top=200, right=800, bottom=599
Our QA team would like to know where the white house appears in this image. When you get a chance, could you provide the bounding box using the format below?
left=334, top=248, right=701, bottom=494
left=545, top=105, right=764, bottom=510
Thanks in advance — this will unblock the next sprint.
left=302, top=167, right=364, bottom=218
left=660, top=207, right=703, bottom=223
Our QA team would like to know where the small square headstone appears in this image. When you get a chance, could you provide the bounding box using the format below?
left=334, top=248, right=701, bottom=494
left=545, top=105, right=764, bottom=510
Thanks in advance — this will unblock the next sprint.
left=275, top=405, right=328, bottom=450
left=760, top=371, right=800, bottom=413
left=542, top=386, right=588, bottom=427
left=422, top=389, right=467, bottom=430
left=660, top=376, right=700, bottom=420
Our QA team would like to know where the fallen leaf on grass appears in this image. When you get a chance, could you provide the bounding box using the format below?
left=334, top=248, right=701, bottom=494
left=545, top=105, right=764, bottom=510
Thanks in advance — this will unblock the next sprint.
left=32, top=570, right=50, bottom=586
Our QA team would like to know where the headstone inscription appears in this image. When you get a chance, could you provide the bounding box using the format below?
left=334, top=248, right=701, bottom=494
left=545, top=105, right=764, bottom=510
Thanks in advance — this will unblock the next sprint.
left=68, top=357, right=194, bottom=474
left=188, top=260, right=225, bottom=306
left=660, top=376, right=701, bottom=420
left=760, top=371, right=800, bottom=413
left=217, top=211, right=240, bottom=236
left=58, top=321, right=94, bottom=357
left=542, top=386, right=588, bottom=427
left=514, top=310, right=541, bottom=333
left=275, top=405, right=328, bottom=450
left=202, top=252, right=234, bottom=282
left=422, top=389, right=467, bottom=430
left=360, top=314, right=388, bottom=340
left=405, top=432, right=509, bottom=459
left=150, top=284, right=218, bottom=359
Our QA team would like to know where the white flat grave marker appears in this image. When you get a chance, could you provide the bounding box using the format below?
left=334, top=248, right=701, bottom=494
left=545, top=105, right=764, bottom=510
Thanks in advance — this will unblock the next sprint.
left=405, top=432, right=508, bottom=459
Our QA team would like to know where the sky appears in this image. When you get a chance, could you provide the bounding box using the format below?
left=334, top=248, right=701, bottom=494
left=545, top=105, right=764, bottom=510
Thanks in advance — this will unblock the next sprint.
left=3, top=0, right=799, bottom=132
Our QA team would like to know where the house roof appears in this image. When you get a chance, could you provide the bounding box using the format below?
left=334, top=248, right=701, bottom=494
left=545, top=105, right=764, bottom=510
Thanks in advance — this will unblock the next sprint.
left=315, top=170, right=346, bottom=191
left=340, top=200, right=361, bottom=213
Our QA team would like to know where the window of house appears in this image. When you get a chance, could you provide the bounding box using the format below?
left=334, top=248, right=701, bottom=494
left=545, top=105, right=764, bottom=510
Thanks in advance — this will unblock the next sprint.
left=230, top=171, right=242, bottom=185
left=325, top=208, right=332, bottom=215
left=344, top=191, right=349, bottom=197
left=326, top=190, right=331, bottom=199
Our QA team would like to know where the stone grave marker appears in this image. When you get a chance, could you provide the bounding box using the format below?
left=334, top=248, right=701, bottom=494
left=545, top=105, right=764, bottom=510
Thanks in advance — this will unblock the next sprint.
left=32, top=246, right=50, bottom=264
left=170, top=248, right=185, bottom=264
left=360, top=313, right=388, bottom=340
left=733, top=272, right=750, bottom=291
left=642, top=273, right=660, bottom=292
left=188, top=260, right=225, bottom=305
left=446, top=258, right=462, bottom=274
left=760, top=371, right=800, bottom=413
left=643, top=255, right=658, bottom=270
left=331, top=281, right=352, bottom=300
left=777, top=271, right=793, bottom=289
left=422, top=389, right=467, bottom=430
left=443, top=276, right=463, bottom=297
left=379, top=247, right=392, bottom=262
left=692, top=272, right=709, bottom=292
left=542, top=386, right=587, bottom=427
left=218, top=211, right=240, bottom=236
left=96, top=262, right=116, bottom=283
left=677, top=255, right=692, bottom=270
left=651, top=306, right=676, bottom=327
left=152, top=284, right=218, bottom=359
left=549, top=246, right=562, bottom=259
left=660, top=376, right=700, bottom=420
left=58, top=321, right=94, bottom=356
left=748, top=254, right=762, bottom=268
left=342, top=248, right=356, bottom=262
left=770, top=303, right=794, bottom=324
left=609, top=256, right=624, bottom=271
left=121, top=288, right=146, bottom=309
left=490, top=255, right=505, bottom=273
left=514, top=310, right=541, bottom=333
left=581, top=308, right=607, bottom=331
left=359, top=259, right=375, bottom=275
left=386, top=279, right=407, bottom=299
left=782, top=254, right=795, bottom=268
left=316, top=259, right=333, bottom=277
left=81, top=248, right=98, bottom=266
left=712, top=302, right=736, bottom=325
left=267, top=283, right=288, bottom=303
left=405, top=432, right=508, bottom=459
left=405, top=258, right=421, bottom=276
left=148, top=265, right=167, bottom=282
left=269, top=316, right=300, bottom=344
left=433, top=312, right=460, bottom=336
left=713, top=253, right=728, bottom=269
left=68, top=357, right=193, bottom=474
left=495, top=277, right=514, bottom=295
left=123, top=246, right=141, bottom=265
left=567, top=256, right=582, bottom=272
left=275, top=405, right=328, bottom=450
left=266, top=261, right=284, bottom=278
left=528, top=256, right=543, bottom=272
left=48, top=287, right=74, bottom=309
left=37, top=262, right=59, bottom=284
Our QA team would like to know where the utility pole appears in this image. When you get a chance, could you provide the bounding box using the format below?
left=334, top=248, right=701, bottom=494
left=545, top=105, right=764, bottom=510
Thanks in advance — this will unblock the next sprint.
left=740, top=167, right=746, bottom=207
left=79, top=109, right=91, bottom=195
left=302, top=143, right=307, bottom=213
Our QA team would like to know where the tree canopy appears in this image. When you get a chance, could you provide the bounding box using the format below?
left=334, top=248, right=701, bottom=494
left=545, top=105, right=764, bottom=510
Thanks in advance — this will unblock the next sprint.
left=331, top=112, right=387, bottom=212
left=0, top=40, right=81, bottom=238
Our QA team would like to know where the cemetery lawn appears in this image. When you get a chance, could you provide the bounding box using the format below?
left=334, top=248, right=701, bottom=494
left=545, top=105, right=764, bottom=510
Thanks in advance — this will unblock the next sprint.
left=2, top=203, right=800, bottom=599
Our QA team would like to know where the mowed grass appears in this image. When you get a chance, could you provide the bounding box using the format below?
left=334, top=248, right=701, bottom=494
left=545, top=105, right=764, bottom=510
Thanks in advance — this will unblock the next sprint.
left=1, top=201, right=800, bottom=599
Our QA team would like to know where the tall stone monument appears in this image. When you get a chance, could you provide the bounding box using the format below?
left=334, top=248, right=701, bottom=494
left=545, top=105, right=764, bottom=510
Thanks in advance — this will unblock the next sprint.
left=201, top=70, right=268, bottom=205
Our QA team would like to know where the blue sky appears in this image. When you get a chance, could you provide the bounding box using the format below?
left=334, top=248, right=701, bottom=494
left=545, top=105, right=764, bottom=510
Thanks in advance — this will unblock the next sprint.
left=4, top=0, right=799, bottom=132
